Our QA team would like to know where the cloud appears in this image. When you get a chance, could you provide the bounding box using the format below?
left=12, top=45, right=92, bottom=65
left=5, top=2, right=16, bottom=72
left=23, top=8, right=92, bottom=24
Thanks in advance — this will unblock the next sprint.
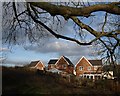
left=2, top=15, right=97, bottom=65
left=23, top=39, right=95, bottom=64
left=25, top=39, right=92, bottom=58
left=0, top=48, right=10, bottom=52
left=3, top=59, right=29, bottom=66
left=0, top=57, right=6, bottom=62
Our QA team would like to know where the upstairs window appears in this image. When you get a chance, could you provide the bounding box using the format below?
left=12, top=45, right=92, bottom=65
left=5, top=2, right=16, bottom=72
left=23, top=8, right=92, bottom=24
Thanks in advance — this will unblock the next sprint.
left=62, top=64, right=67, bottom=69
left=88, top=66, right=91, bottom=71
left=79, top=66, right=83, bottom=71
left=51, top=64, right=55, bottom=68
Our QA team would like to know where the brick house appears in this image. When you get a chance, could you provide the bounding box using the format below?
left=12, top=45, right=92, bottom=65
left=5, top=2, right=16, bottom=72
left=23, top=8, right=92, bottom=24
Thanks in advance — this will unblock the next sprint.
left=48, top=56, right=74, bottom=74
left=48, top=59, right=58, bottom=70
left=28, top=60, right=45, bottom=70
left=75, top=56, right=102, bottom=79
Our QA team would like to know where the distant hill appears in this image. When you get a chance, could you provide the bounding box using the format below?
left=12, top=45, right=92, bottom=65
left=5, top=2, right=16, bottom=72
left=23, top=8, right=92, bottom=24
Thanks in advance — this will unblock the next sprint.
left=2, top=67, right=120, bottom=95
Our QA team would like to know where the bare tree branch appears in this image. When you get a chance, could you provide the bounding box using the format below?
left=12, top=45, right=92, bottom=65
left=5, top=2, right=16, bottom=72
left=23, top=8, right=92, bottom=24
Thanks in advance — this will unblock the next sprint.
left=12, top=2, right=21, bottom=28
left=2, top=2, right=120, bottom=65
left=27, top=3, right=92, bottom=45
left=102, top=12, right=108, bottom=33
left=71, top=16, right=99, bottom=36
left=28, top=2, right=120, bottom=18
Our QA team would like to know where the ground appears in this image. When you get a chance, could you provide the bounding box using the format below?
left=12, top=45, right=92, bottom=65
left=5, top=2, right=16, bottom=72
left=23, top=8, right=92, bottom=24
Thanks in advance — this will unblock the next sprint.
left=2, top=66, right=120, bottom=95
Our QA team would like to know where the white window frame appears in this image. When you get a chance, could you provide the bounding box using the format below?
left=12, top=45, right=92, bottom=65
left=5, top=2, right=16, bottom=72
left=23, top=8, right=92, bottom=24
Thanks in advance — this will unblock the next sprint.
left=51, top=64, right=55, bottom=68
left=79, top=66, right=83, bottom=71
left=62, top=64, right=67, bottom=69
left=88, top=66, right=91, bottom=71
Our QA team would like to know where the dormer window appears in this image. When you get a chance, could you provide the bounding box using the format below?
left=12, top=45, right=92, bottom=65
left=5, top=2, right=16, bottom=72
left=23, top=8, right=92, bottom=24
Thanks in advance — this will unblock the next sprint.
left=79, top=66, right=83, bottom=71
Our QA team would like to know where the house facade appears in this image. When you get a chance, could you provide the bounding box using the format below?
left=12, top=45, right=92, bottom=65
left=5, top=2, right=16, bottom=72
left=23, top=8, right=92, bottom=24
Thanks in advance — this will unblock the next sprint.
left=102, top=65, right=120, bottom=79
left=48, top=59, right=58, bottom=70
left=75, top=56, right=102, bottom=79
left=48, top=56, right=74, bottom=74
left=28, top=60, right=45, bottom=70
left=27, top=56, right=119, bottom=80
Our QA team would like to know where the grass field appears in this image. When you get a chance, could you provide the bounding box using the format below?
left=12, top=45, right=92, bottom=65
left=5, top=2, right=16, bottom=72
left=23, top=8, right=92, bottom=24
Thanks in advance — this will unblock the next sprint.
left=2, top=66, right=120, bottom=95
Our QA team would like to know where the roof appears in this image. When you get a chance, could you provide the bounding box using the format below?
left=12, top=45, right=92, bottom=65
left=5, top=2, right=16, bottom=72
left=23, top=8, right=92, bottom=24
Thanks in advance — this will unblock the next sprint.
left=48, top=56, right=74, bottom=66
left=75, top=56, right=93, bottom=67
left=28, top=61, right=40, bottom=67
left=48, top=59, right=58, bottom=64
left=89, top=60, right=102, bottom=66
left=63, top=56, right=74, bottom=66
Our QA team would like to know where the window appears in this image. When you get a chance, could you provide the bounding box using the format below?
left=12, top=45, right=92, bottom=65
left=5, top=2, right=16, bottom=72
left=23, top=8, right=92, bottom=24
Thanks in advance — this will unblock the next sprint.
left=79, top=66, right=83, bottom=71
left=98, top=76, right=101, bottom=79
left=87, top=76, right=89, bottom=79
left=91, top=76, right=93, bottom=79
left=62, top=64, right=67, bottom=69
left=51, top=64, right=55, bottom=68
left=88, top=66, right=91, bottom=71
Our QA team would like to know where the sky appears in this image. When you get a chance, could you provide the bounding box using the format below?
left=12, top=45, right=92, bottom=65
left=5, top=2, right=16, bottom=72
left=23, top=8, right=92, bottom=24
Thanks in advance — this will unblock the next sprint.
left=1, top=39, right=96, bottom=66
left=1, top=18, right=101, bottom=67
left=1, top=2, right=119, bottom=67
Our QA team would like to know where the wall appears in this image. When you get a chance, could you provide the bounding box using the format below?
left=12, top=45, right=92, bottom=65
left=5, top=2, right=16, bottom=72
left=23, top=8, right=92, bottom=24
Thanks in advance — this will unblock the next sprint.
left=75, top=58, right=94, bottom=76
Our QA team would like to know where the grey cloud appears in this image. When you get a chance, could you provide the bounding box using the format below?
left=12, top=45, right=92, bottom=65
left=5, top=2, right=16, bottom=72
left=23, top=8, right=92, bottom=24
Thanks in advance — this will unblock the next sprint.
left=25, top=39, right=92, bottom=58
left=0, top=48, right=10, bottom=52
left=0, top=57, right=6, bottom=62
left=3, top=59, right=29, bottom=66
left=24, top=40, right=93, bottom=65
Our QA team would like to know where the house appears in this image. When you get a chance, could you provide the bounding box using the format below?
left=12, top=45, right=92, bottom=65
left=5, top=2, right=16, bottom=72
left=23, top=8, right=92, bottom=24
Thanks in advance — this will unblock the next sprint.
left=48, top=59, right=58, bottom=70
left=75, top=56, right=102, bottom=79
left=48, top=56, right=74, bottom=74
left=102, top=64, right=120, bottom=79
left=28, top=60, right=45, bottom=70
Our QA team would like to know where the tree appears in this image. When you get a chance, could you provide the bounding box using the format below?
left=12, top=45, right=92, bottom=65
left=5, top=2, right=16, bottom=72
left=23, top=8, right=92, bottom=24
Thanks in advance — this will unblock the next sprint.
left=2, top=1, right=120, bottom=64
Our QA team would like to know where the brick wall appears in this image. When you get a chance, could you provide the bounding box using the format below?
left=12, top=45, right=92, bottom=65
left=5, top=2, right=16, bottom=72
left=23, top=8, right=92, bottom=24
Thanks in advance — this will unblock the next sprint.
left=75, top=57, right=94, bottom=76
left=36, top=63, right=45, bottom=70
left=56, top=57, right=74, bottom=74
left=48, top=57, right=74, bottom=74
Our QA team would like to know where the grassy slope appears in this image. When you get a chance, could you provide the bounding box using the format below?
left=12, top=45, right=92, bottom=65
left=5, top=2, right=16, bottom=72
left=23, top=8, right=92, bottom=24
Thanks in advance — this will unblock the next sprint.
left=2, top=67, right=118, bottom=95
